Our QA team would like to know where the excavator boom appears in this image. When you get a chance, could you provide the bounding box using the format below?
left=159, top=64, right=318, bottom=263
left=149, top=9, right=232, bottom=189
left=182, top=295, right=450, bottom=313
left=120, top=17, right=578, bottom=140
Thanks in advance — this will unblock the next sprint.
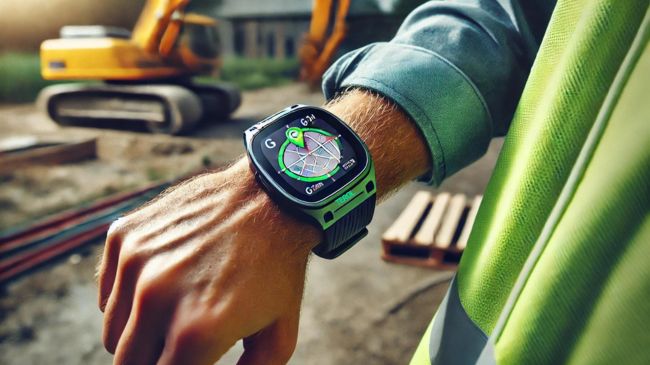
left=300, top=0, right=351, bottom=86
left=131, top=0, right=191, bottom=56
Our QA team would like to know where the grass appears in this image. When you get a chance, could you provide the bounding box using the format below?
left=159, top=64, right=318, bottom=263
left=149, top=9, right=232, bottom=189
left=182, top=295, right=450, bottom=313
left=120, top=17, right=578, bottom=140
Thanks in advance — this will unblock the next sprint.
left=0, top=53, right=59, bottom=103
left=0, top=53, right=299, bottom=104
left=145, top=167, right=166, bottom=182
left=217, top=57, right=300, bottom=90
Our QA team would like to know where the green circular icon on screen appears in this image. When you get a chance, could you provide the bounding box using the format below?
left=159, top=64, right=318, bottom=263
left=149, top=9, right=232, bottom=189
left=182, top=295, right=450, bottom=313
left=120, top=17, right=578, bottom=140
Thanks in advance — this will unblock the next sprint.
left=286, top=127, right=305, bottom=148
left=279, top=128, right=341, bottom=182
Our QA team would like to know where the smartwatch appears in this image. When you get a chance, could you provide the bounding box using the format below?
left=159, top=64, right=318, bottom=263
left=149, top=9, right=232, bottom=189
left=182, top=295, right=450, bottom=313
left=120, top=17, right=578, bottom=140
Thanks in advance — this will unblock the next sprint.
left=244, top=104, right=376, bottom=259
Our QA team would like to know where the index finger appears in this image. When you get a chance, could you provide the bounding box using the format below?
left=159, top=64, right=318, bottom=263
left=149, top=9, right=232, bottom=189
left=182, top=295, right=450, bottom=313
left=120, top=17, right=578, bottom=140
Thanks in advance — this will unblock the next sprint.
left=98, top=220, right=124, bottom=311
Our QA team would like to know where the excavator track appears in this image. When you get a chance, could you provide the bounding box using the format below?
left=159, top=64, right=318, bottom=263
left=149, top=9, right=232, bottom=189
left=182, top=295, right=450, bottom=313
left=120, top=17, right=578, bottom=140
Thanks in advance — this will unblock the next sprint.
left=191, top=81, right=241, bottom=120
left=38, top=81, right=241, bottom=135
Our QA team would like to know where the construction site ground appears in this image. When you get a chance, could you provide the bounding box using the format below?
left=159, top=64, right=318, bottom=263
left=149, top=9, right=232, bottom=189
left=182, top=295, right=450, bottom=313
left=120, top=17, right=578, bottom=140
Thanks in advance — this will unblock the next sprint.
left=0, top=83, right=502, bottom=365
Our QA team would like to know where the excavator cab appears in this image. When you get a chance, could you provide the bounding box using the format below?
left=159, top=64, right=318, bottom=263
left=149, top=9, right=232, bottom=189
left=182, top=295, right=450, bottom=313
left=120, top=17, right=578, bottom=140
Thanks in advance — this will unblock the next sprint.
left=38, top=0, right=240, bottom=135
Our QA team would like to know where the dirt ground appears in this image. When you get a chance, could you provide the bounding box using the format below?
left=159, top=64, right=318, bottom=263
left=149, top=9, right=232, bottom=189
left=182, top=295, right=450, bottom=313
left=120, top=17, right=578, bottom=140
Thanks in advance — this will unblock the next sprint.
left=0, top=83, right=502, bottom=364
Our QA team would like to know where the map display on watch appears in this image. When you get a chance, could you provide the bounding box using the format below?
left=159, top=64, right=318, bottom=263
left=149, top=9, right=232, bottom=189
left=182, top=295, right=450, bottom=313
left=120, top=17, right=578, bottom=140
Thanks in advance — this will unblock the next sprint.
left=254, top=109, right=366, bottom=203
left=279, top=127, right=341, bottom=182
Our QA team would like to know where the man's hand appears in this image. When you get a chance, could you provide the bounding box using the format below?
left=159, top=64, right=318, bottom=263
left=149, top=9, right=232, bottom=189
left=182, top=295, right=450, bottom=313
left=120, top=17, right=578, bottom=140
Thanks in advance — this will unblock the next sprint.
left=97, top=89, right=431, bottom=364
left=98, top=159, right=320, bottom=365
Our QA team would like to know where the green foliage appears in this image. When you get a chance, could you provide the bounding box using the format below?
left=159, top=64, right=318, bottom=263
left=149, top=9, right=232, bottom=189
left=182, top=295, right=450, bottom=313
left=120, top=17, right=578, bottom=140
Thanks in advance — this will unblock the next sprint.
left=145, top=167, right=165, bottom=182
left=0, top=53, right=299, bottom=104
left=0, top=53, right=58, bottom=103
left=217, top=57, right=300, bottom=90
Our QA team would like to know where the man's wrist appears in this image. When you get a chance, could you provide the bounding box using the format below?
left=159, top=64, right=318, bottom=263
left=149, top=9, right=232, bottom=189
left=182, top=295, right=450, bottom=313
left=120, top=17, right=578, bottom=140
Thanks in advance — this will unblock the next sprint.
left=324, top=89, right=431, bottom=199
left=227, top=158, right=321, bottom=257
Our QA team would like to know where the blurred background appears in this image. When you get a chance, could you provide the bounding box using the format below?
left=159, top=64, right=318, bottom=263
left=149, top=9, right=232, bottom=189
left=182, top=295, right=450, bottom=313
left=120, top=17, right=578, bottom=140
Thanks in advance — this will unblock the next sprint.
left=0, top=0, right=425, bottom=102
left=0, top=0, right=502, bottom=364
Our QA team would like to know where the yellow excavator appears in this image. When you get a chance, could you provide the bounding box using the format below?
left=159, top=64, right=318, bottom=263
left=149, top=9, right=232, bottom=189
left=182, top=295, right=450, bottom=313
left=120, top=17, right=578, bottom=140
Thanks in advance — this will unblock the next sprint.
left=38, top=0, right=241, bottom=134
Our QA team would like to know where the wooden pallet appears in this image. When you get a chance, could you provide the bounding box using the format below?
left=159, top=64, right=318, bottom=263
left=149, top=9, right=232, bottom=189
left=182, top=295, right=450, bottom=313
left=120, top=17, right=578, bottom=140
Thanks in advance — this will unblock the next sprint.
left=381, top=191, right=482, bottom=270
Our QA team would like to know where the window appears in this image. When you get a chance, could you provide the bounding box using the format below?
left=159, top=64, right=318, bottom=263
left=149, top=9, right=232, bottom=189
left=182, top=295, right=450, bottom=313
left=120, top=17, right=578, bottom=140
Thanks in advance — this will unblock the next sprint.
left=267, top=33, right=275, bottom=58
left=285, top=37, right=294, bottom=58
left=233, top=23, right=245, bottom=56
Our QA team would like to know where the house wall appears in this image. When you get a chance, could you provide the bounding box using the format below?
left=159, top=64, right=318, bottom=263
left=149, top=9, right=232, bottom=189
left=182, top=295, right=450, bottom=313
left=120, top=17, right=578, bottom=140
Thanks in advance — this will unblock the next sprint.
left=217, top=18, right=310, bottom=59
left=216, top=15, right=402, bottom=60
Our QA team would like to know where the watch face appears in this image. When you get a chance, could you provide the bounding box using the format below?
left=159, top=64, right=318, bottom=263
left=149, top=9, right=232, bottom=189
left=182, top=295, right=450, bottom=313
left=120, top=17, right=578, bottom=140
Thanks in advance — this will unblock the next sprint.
left=250, top=107, right=368, bottom=203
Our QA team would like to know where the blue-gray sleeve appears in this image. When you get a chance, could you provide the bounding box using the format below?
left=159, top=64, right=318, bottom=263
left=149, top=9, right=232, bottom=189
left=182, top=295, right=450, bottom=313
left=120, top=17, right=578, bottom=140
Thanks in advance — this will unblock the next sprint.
left=322, top=0, right=554, bottom=185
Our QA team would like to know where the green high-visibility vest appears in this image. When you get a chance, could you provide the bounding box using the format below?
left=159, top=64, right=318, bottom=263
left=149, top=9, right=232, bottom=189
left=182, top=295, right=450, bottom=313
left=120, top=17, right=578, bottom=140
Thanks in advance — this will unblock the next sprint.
left=410, top=0, right=650, bottom=363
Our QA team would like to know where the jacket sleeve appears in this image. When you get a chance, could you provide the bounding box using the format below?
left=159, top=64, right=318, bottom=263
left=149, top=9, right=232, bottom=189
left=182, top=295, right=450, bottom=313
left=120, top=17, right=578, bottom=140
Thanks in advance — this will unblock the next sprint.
left=322, top=0, right=553, bottom=185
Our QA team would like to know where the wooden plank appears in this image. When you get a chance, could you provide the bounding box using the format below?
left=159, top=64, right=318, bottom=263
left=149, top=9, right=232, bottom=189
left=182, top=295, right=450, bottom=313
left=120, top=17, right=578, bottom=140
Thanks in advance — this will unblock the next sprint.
left=382, top=191, right=432, bottom=243
left=456, top=195, right=482, bottom=250
left=0, top=139, right=97, bottom=173
left=434, top=194, right=467, bottom=249
left=0, top=136, right=39, bottom=152
left=412, top=192, right=450, bottom=246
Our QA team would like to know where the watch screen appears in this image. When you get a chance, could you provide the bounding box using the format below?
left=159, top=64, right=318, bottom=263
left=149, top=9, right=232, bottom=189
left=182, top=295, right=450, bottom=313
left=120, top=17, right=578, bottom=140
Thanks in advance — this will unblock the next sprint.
left=251, top=108, right=368, bottom=203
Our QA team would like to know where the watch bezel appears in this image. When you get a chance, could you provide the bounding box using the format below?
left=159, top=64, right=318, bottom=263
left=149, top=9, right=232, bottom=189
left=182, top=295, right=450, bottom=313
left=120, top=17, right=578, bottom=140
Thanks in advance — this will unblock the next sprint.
left=245, top=105, right=371, bottom=207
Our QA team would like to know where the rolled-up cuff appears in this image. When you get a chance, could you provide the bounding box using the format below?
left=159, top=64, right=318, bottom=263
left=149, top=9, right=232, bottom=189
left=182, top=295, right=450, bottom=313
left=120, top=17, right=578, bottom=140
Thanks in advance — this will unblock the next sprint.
left=323, top=42, right=493, bottom=185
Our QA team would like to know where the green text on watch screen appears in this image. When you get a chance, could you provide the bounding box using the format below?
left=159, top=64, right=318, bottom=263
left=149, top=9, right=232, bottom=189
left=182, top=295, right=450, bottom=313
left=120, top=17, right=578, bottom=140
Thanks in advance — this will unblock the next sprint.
left=260, top=113, right=360, bottom=201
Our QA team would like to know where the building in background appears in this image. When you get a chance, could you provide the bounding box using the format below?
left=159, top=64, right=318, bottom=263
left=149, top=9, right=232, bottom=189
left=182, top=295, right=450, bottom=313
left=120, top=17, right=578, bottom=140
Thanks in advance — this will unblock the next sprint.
left=212, top=0, right=404, bottom=60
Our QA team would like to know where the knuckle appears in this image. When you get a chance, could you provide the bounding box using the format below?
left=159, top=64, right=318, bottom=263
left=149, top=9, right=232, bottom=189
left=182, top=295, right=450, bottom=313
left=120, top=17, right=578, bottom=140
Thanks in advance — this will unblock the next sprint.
left=167, top=311, right=236, bottom=359
left=107, top=218, right=127, bottom=240
left=118, top=245, right=144, bottom=274
left=173, top=311, right=219, bottom=348
left=105, top=219, right=132, bottom=255
left=174, top=322, right=205, bottom=349
left=136, top=278, right=163, bottom=307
